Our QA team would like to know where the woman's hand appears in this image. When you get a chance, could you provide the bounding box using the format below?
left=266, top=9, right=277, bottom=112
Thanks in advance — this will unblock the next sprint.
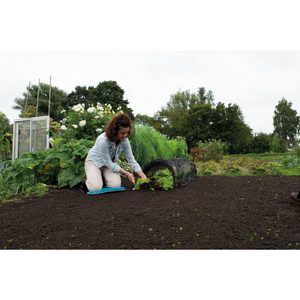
left=136, top=170, right=147, bottom=180
left=126, top=172, right=135, bottom=183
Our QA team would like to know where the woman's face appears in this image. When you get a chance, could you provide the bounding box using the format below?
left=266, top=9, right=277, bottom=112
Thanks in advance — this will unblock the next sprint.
left=117, top=126, right=130, bottom=141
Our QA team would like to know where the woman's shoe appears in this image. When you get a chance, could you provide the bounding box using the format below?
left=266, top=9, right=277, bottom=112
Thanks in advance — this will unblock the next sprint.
left=80, top=177, right=88, bottom=194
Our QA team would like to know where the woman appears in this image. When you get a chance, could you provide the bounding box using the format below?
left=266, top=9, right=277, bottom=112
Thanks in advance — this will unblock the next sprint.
left=83, top=113, right=147, bottom=192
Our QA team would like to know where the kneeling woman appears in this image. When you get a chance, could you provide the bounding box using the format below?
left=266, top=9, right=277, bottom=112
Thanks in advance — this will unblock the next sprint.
left=84, top=113, right=147, bottom=191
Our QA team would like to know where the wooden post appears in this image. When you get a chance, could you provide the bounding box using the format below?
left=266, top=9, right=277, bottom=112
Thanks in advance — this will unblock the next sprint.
left=24, top=81, right=31, bottom=116
left=36, top=78, right=40, bottom=117
left=48, top=76, right=52, bottom=116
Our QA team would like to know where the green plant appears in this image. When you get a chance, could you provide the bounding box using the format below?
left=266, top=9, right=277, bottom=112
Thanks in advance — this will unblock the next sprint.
left=52, top=103, right=123, bottom=142
left=0, top=139, right=94, bottom=201
left=134, top=169, right=174, bottom=190
left=0, top=112, right=12, bottom=159
left=130, top=124, right=188, bottom=169
left=281, top=155, right=300, bottom=168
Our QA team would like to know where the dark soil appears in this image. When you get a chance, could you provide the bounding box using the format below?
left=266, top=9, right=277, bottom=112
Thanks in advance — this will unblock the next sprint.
left=1, top=175, right=300, bottom=250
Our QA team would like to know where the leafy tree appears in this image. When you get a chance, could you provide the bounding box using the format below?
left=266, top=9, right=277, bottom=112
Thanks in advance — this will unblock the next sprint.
left=67, top=81, right=134, bottom=120
left=134, top=114, right=156, bottom=127
left=178, top=103, right=214, bottom=149
left=273, top=97, right=300, bottom=141
left=152, top=89, right=212, bottom=139
left=12, top=83, right=68, bottom=121
left=270, top=135, right=286, bottom=153
left=197, top=86, right=215, bottom=105
left=178, top=102, right=251, bottom=151
left=67, top=85, right=93, bottom=108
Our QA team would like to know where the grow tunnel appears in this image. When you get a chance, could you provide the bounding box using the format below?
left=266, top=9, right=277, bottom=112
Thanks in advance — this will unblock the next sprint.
left=142, top=158, right=197, bottom=188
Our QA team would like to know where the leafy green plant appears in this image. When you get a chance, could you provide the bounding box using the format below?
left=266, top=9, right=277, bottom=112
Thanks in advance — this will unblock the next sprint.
left=281, top=155, right=300, bottom=168
left=0, top=139, right=94, bottom=201
left=134, top=169, right=174, bottom=190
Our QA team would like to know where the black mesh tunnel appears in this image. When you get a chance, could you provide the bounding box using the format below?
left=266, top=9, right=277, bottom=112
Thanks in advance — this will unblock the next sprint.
left=142, top=158, right=197, bottom=189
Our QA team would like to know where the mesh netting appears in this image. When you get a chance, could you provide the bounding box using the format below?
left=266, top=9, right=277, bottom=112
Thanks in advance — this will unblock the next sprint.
left=142, top=158, right=197, bottom=188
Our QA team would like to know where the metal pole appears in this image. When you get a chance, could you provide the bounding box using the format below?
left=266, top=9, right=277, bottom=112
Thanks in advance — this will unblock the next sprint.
left=48, top=76, right=52, bottom=116
left=36, top=78, right=40, bottom=117
left=24, top=81, right=31, bottom=116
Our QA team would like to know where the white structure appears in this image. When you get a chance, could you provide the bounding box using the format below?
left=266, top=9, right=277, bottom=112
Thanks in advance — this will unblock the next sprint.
left=12, top=116, right=50, bottom=160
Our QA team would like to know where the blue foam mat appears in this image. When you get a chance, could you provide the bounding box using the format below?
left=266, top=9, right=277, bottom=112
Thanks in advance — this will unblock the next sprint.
left=87, top=187, right=125, bottom=195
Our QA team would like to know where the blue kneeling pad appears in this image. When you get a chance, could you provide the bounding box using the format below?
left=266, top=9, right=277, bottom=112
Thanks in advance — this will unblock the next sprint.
left=87, top=187, right=125, bottom=195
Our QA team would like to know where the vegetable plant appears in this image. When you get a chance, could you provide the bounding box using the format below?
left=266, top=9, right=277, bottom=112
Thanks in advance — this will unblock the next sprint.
left=134, top=169, right=174, bottom=190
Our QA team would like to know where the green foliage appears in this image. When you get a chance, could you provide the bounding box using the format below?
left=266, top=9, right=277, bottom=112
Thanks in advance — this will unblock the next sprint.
left=130, top=124, right=189, bottom=168
left=270, top=135, right=286, bottom=153
left=67, top=81, right=134, bottom=120
left=273, top=97, right=300, bottom=141
left=135, top=169, right=174, bottom=190
left=0, top=112, right=12, bottom=158
left=149, top=87, right=215, bottom=139
left=155, top=169, right=174, bottom=190
left=194, top=157, right=283, bottom=176
left=0, top=139, right=94, bottom=200
left=281, top=155, right=300, bottom=168
left=12, top=83, right=69, bottom=121
left=134, top=178, right=150, bottom=190
left=53, top=103, right=122, bottom=142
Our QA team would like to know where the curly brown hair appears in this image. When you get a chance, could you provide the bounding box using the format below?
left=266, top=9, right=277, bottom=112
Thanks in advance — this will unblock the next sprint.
left=105, top=113, right=133, bottom=142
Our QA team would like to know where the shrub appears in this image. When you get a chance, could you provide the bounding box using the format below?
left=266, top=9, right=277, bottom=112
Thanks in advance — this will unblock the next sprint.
left=130, top=124, right=189, bottom=168
left=51, top=103, right=123, bottom=142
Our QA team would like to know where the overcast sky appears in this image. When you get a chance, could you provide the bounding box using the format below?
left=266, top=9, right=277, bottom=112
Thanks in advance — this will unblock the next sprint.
left=1, top=50, right=299, bottom=135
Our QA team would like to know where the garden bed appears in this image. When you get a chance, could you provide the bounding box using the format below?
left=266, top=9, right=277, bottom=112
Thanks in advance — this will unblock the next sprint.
left=1, top=175, right=300, bottom=249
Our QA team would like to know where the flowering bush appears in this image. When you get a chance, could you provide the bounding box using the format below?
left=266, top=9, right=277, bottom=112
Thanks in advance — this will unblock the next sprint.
left=51, top=103, right=123, bottom=142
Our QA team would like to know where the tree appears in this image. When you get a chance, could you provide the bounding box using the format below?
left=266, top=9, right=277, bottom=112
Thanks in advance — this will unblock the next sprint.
left=67, top=81, right=134, bottom=120
left=197, top=86, right=215, bottom=105
left=273, top=97, right=300, bottom=141
left=134, top=114, right=156, bottom=127
left=151, top=88, right=212, bottom=139
left=178, top=103, right=214, bottom=149
left=178, top=102, right=252, bottom=151
left=12, top=83, right=68, bottom=121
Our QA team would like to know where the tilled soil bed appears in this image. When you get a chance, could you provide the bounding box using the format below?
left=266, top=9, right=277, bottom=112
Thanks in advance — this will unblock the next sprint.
left=1, top=175, right=300, bottom=250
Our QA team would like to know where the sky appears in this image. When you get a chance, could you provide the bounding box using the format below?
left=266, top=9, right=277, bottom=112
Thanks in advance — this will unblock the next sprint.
left=2, top=1, right=300, bottom=298
left=1, top=50, right=300, bottom=135
left=1, top=0, right=300, bottom=137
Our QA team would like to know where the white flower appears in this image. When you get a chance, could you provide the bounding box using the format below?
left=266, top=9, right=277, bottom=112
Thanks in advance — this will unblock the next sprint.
left=98, top=113, right=103, bottom=118
left=72, top=124, right=78, bottom=128
left=61, top=109, right=66, bottom=114
left=99, top=106, right=104, bottom=111
left=87, top=107, right=96, bottom=113
left=79, top=120, right=86, bottom=127
left=61, top=125, right=67, bottom=130
left=95, top=116, right=100, bottom=119
left=49, top=138, right=54, bottom=142
left=96, top=128, right=102, bottom=133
